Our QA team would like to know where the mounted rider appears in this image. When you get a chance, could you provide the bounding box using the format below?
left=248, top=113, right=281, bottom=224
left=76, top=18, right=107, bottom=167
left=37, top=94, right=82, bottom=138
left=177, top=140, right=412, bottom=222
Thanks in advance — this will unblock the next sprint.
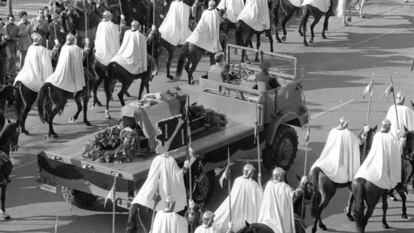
left=217, top=0, right=244, bottom=27
left=14, top=33, right=58, bottom=92
left=186, top=0, right=222, bottom=54
left=310, top=117, right=367, bottom=184
left=258, top=167, right=308, bottom=233
left=45, top=33, right=90, bottom=93
left=354, top=119, right=404, bottom=190
left=94, top=10, right=121, bottom=67
left=237, top=0, right=271, bottom=32
left=109, top=20, right=147, bottom=75
left=385, top=92, right=414, bottom=137
left=150, top=196, right=189, bottom=233
left=195, top=211, right=219, bottom=233
left=158, top=0, right=193, bottom=47
left=214, top=164, right=263, bottom=233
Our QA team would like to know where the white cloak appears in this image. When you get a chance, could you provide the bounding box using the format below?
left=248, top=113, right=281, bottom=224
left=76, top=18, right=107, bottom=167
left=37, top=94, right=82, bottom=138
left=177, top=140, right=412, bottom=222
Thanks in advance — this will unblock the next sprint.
left=354, top=132, right=402, bottom=190
left=186, top=9, right=222, bottom=53
left=14, top=44, right=53, bottom=92
left=132, top=154, right=187, bottom=212
left=288, top=0, right=303, bottom=7
left=214, top=176, right=263, bottom=233
left=195, top=225, right=219, bottom=233
left=217, top=0, right=245, bottom=23
left=386, top=105, right=414, bottom=137
left=95, top=20, right=120, bottom=66
left=258, top=181, right=295, bottom=233
left=237, top=0, right=271, bottom=31
left=310, top=128, right=361, bottom=183
left=46, top=44, right=85, bottom=93
left=151, top=211, right=188, bottom=233
left=159, top=0, right=192, bottom=46
left=301, top=0, right=331, bottom=13
left=110, top=30, right=147, bottom=75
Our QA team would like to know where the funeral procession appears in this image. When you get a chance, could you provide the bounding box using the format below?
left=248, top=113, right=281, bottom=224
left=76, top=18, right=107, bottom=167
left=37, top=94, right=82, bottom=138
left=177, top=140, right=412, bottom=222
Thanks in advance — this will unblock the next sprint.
left=0, top=0, right=413, bottom=232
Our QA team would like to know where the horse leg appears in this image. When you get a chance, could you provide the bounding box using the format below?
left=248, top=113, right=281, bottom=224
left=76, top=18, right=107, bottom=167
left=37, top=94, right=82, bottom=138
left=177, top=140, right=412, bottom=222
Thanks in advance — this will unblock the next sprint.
left=138, top=76, right=149, bottom=100
left=316, top=189, right=335, bottom=230
left=255, top=33, right=260, bottom=62
left=92, top=71, right=104, bottom=107
left=310, top=15, right=322, bottom=44
left=281, top=9, right=295, bottom=42
left=345, top=191, right=355, bottom=221
left=82, top=95, right=91, bottom=126
left=300, top=8, right=310, bottom=46
left=322, top=15, right=330, bottom=39
left=70, top=93, right=83, bottom=123
left=48, top=100, right=66, bottom=138
left=166, top=46, right=175, bottom=80
left=380, top=192, right=390, bottom=229
left=118, top=81, right=132, bottom=106
left=396, top=184, right=408, bottom=219
left=0, top=186, right=10, bottom=220
left=21, top=92, right=37, bottom=135
left=359, top=0, right=365, bottom=18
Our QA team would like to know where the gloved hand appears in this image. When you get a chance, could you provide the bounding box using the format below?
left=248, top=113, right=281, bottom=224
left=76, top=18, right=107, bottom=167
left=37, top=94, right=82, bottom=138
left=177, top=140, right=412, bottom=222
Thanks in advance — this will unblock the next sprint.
left=363, top=125, right=370, bottom=133
left=54, top=39, right=60, bottom=46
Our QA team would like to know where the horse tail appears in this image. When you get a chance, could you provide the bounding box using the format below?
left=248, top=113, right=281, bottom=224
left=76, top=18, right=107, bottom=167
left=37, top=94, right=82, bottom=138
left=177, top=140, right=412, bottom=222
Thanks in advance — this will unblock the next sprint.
left=310, top=167, right=321, bottom=218
left=353, top=178, right=365, bottom=232
left=176, top=43, right=190, bottom=78
left=37, top=83, right=52, bottom=123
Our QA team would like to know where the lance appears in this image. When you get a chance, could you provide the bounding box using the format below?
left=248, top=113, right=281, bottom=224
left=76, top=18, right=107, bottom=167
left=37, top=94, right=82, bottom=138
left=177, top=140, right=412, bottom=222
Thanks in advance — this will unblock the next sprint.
left=186, top=96, right=195, bottom=233
left=111, top=175, right=117, bottom=233
left=83, top=0, right=88, bottom=41
left=227, top=146, right=233, bottom=233
left=255, top=104, right=263, bottom=188
left=149, top=172, right=161, bottom=233
left=299, top=123, right=310, bottom=222
left=390, top=75, right=400, bottom=131
left=362, top=64, right=375, bottom=157
left=52, top=0, right=58, bottom=42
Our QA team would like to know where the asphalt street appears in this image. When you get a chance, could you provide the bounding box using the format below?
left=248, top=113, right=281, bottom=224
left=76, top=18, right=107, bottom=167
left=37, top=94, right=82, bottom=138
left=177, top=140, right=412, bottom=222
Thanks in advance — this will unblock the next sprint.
left=1, top=0, right=414, bottom=232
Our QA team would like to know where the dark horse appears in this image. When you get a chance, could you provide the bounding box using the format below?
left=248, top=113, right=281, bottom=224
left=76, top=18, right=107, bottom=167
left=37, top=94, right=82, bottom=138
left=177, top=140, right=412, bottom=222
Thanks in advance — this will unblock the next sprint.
left=271, top=0, right=301, bottom=43
left=37, top=51, right=97, bottom=138
left=299, top=0, right=337, bottom=46
left=237, top=223, right=274, bottom=233
left=309, top=126, right=377, bottom=233
left=0, top=122, right=20, bottom=220
left=351, top=129, right=412, bottom=233
left=0, top=85, right=15, bottom=131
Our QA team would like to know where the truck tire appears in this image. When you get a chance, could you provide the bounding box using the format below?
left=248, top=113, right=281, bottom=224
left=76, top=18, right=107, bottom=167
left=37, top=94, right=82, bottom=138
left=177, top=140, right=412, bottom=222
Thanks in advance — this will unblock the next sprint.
left=264, top=124, right=298, bottom=170
left=192, top=171, right=215, bottom=203
left=61, top=187, right=98, bottom=208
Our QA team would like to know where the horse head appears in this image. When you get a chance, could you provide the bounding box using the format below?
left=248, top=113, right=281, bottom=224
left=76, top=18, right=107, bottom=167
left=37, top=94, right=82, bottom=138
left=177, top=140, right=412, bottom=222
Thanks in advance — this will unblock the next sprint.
left=0, top=122, right=20, bottom=153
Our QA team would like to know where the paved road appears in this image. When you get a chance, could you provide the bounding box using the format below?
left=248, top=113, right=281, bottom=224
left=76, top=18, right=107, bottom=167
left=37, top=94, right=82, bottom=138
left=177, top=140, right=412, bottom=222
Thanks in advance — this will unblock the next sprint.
left=1, top=0, right=414, bottom=232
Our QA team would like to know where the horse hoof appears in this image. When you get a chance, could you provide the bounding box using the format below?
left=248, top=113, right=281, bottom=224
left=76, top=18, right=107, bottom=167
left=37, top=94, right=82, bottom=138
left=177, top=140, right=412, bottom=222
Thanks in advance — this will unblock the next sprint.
left=167, top=75, right=174, bottom=80
left=391, top=196, right=398, bottom=201
left=85, top=121, right=91, bottom=126
left=309, top=38, right=314, bottom=43
left=277, top=38, right=282, bottom=43
left=345, top=207, right=355, bottom=221
left=402, top=213, right=408, bottom=219
left=1, top=212, right=11, bottom=220
left=125, top=92, right=132, bottom=98
left=383, top=223, right=390, bottom=229
left=322, top=35, right=327, bottom=40
left=69, top=117, right=75, bottom=123
left=319, top=224, right=327, bottom=231
left=304, top=42, right=309, bottom=47
left=22, top=129, right=30, bottom=135
left=282, top=35, right=287, bottom=41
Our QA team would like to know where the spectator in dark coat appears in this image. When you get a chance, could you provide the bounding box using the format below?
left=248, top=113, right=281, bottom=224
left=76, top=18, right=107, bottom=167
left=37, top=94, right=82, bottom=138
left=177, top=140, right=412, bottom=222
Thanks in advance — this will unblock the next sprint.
left=17, top=11, right=33, bottom=69
left=4, top=15, right=20, bottom=77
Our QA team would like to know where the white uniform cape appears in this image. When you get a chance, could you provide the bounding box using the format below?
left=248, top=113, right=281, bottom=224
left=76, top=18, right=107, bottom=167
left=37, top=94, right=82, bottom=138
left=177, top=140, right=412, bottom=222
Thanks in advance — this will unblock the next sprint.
left=110, top=30, right=147, bottom=75
left=159, top=0, right=192, bottom=46
left=195, top=225, right=219, bottom=233
left=217, top=0, right=245, bottom=23
left=151, top=211, right=188, bottom=233
left=354, top=132, right=402, bottom=190
left=258, top=181, right=296, bottom=233
left=386, top=105, right=414, bottom=137
left=301, top=0, right=331, bottom=13
left=288, top=0, right=303, bottom=7
left=237, top=0, right=270, bottom=31
left=95, top=20, right=120, bottom=66
left=46, top=44, right=85, bottom=93
left=214, top=176, right=263, bottom=233
left=14, top=44, right=53, bottom=92
left=186, top=9, right=222, bottom=53
left=310, top=128, right=361, bottom=183
left=132, top=154, right=187, bottom=212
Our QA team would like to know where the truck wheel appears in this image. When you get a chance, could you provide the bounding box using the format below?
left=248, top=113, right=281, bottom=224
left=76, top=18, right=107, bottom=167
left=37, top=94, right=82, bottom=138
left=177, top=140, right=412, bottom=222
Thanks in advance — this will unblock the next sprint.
left=264, top=124, right=298, bottom=170
left=192, top=171, right=215, bottom=203
left=61, top=187, right=98, bottom=208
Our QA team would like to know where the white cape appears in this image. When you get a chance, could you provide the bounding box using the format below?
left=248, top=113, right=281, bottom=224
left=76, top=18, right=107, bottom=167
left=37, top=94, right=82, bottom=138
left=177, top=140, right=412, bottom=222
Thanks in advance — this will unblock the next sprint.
left=386, top=105, right=414, bottom=137
left=95, top=20, right=120, bottom=66
left=237, top=0, right=270, bottom=31
left=151, top=211, right=188, bottom=233
left=258, top=181, right=295, bottom=233
left=355, top=132, right=402, bottom=190
left=110, top=30, right=147, bottom=75
left=186, top=9, right=222, bottom=53
left=159, top=1, right=192, bottom=46
left=214, top=176, right=263, bottom=233
left=14, top=45, right=53, bottom=92
left=46, top=44, right=85, bottom=93
left=132, top=154, right=187, bottom=212
left=195, top=225, right=219, bottom=233
left=288, top=0, right=303, bottom=7
left=301, top=0, right=331, bottom=13
left=310, top=128, right=361, bottom=183
left=217, top=0, right=245, bottom=23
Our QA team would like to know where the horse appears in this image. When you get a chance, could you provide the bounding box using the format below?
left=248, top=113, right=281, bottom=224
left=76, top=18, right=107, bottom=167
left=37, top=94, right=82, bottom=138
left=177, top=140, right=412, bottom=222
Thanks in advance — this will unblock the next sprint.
left=0, top=85, right=15, bottom=131
left=351, top=129, right=410, bottom=233
left=270, top=0, right=301, bottom=43
left=103, top=58, right=153, bottom=119
left=237, top=223, right=274, bottom=233
left=309, top=126, right=377, bottom=233
left=37, top=61, right=96, bottom=138
left=0, top=122, right=21, bottom=220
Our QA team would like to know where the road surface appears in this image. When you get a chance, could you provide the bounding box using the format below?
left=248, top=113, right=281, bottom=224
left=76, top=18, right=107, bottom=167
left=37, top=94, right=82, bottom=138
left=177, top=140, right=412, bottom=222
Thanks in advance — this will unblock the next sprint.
left=1, top=0, right=414, bottom=232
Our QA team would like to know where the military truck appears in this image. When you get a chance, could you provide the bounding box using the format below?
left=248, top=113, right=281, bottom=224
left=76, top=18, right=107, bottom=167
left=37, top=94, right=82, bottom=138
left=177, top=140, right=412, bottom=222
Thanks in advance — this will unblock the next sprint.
left=37, top=44, right=308, bottom=208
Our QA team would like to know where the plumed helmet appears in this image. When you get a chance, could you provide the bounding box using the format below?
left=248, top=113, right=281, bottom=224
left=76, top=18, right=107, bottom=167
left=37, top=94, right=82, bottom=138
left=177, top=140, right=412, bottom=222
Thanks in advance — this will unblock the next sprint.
left=338, top=117, right=348, bottom=129
left=31, top=32, right=42, bottom=42
left=103, top=10, right=112, bottom=17
left=396, top=91, right=405, bottom=105
left=381, top=119, right=391, bottom=131
left=131, top=20, right=139, bottom=27
left=208, top=0, right=216, bottom=8
left=272, top=167, right=285, bottom=181
left=202, top=211, right=215, bottom=220
left=242, top=163, right=255, bottom=178
left=66, top=33, right=76, bottom=43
